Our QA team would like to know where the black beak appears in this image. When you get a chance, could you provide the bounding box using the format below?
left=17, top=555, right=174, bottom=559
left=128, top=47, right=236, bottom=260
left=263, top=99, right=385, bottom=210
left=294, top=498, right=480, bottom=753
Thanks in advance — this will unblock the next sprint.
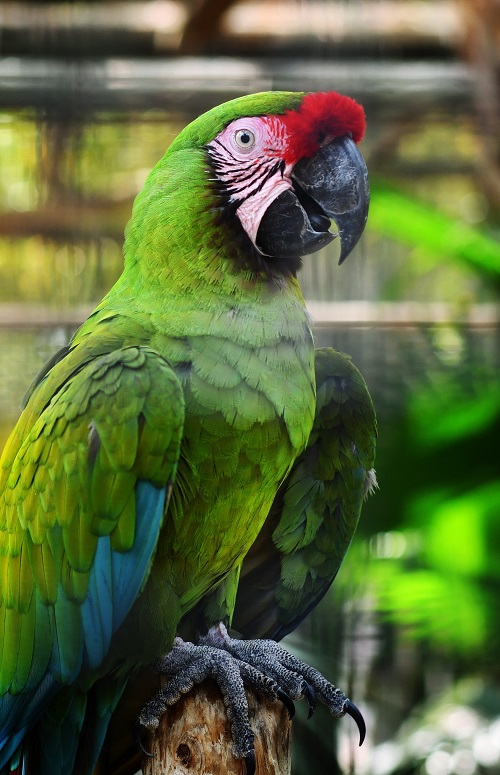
left=256, top=137, right=369, bottom=264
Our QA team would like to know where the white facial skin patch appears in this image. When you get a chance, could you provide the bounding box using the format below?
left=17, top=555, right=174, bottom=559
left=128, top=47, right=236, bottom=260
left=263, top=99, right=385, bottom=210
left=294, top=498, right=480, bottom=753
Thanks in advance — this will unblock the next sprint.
left=207, top=116, right=294, bottom=248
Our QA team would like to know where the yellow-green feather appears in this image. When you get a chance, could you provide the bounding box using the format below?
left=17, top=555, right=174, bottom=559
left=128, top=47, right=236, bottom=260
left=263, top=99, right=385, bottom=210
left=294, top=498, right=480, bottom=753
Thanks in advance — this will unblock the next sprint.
left=0, top=345, right=184, bottom=695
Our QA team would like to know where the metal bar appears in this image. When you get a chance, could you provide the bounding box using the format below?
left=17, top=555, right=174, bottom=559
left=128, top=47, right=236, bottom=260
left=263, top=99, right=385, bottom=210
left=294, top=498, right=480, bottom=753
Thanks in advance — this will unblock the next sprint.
left=0, top=58, right=475, bottom=112
left=0, top=302, right=496, bottom=329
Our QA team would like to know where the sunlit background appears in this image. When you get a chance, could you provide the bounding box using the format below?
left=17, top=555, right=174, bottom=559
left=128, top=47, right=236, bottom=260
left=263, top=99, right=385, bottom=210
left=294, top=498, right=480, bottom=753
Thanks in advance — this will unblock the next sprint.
left=0, top=1, right=499, bottom=774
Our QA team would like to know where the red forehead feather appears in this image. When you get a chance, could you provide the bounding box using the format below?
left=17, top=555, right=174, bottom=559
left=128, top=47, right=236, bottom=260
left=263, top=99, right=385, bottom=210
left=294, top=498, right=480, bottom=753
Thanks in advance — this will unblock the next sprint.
left=280, top=91, right=366, bottom=164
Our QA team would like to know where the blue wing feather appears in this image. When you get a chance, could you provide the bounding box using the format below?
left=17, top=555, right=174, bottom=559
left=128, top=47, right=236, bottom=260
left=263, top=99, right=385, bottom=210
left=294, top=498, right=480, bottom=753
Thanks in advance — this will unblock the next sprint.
left=79, top=480, right=166, bottom=667
left=81, top=538, right=114, bottom=671
left=110, top=480, right=167, bottom=632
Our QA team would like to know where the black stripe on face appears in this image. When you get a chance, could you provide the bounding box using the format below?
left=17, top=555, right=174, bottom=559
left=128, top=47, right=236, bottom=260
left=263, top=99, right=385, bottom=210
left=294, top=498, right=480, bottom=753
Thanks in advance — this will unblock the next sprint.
left=208, top=143, right=284, bottom=208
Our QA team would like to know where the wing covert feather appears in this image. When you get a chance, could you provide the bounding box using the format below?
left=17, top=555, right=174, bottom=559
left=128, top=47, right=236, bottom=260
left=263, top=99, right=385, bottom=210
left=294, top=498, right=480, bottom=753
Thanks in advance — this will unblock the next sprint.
left=0, top=346, right=184, bottom=698
left=233, top=347, right=376, bottom=640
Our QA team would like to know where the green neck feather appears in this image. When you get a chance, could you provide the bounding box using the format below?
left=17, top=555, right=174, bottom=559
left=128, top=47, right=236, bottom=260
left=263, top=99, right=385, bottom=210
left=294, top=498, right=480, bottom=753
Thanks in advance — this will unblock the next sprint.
left=122, top=152, right=302, bottom=308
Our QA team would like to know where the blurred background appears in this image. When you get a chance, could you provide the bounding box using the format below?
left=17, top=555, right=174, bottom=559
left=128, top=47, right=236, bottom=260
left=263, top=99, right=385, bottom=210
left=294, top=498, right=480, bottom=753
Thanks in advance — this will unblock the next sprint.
left=0, top=1, right=499, bottom=773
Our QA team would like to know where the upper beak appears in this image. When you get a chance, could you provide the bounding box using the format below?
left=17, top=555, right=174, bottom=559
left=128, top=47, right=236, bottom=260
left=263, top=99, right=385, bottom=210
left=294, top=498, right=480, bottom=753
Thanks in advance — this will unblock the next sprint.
left=293, top=136, right=370, bottom=264
left=256, top=136, right=369, bottom=264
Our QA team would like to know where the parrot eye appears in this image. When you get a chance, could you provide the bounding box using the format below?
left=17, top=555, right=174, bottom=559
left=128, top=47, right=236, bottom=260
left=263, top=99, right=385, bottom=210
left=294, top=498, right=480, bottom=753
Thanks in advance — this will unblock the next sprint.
left=234, top=129, right=256, bottom=151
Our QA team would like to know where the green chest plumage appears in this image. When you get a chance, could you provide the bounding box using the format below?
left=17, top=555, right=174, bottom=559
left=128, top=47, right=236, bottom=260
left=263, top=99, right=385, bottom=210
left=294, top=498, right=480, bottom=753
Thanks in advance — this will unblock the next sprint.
left=147, top=295, right=317, bottom=611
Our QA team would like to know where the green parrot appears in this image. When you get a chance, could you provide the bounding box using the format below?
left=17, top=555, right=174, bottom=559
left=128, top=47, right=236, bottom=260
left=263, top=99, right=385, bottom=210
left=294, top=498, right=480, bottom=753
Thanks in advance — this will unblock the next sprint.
left=0, top=90, right=376, bottom=775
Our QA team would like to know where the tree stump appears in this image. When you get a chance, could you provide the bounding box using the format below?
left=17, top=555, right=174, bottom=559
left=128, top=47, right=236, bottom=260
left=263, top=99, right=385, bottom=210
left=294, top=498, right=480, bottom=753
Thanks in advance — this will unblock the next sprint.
left=142, top=680, right=292, bottom=775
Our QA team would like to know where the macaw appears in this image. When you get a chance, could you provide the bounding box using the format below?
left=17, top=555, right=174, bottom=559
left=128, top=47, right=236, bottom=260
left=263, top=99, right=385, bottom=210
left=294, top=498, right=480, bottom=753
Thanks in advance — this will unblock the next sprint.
left=0, top=90, right=376, bottom=775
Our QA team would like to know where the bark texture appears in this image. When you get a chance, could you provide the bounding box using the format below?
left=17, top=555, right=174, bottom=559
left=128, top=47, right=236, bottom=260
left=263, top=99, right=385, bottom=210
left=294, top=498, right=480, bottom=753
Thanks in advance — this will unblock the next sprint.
left=142, top=680, right=292, bottom=775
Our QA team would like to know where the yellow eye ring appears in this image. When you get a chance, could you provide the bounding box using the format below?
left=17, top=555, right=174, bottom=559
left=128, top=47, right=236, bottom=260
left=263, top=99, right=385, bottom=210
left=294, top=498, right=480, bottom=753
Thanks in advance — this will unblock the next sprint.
left=234, top=129, right=255, bottom=150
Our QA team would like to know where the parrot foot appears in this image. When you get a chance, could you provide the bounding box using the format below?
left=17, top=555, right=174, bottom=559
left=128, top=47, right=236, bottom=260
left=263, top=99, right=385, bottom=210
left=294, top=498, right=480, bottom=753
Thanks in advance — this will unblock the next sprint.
left=138, top=631, right=267, bottom=772
left=138, top=624, right=365, bottom=774
left=202, top=623, right=365, bottom=744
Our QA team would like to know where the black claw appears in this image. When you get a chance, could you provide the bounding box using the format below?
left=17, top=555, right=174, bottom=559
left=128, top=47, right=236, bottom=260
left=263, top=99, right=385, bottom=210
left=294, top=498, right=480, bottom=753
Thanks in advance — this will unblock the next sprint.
left=135, top=720, right=155, bottom=759
left=245, top=750, right=256, bottom=775
left=303, top=681, right=317, bottom=719
left=276, top=688, right=296, bottom=719
left=344, top=699, right=366, bottom=746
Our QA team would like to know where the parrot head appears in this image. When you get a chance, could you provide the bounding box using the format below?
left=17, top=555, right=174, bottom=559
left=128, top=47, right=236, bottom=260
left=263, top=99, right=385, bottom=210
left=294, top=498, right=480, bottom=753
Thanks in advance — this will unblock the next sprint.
left=168, top=90, right=369, bottom=272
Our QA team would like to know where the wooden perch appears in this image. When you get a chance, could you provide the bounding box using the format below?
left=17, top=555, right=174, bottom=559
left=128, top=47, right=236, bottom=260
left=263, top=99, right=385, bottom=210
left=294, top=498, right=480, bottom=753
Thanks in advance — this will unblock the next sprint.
left=142, top=680, right=292, bottom=775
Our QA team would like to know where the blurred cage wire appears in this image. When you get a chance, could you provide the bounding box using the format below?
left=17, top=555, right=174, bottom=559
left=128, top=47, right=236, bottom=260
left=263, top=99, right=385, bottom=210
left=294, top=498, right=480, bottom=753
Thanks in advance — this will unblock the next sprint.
left=0, top=2, right=499, bottom=775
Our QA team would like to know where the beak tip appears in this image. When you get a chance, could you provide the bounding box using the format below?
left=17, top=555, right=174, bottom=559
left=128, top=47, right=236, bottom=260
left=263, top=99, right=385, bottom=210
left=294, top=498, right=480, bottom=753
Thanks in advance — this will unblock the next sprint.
left=335, top=234, right=349, bottom=266
left=335, top=200, right=369, bottom=265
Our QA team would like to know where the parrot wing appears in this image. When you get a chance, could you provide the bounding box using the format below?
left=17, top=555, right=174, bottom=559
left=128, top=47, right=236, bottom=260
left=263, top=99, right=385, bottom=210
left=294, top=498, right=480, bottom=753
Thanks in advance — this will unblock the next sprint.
left=232, top=347, right=377, bottom=641
left=0, top=345, right=184, bottom=761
